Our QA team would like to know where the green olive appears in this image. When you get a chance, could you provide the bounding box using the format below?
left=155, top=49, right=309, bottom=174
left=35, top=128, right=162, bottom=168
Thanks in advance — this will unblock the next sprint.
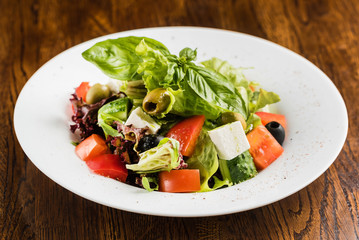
left=221, top=112, right=247, bottom=129
left=86, top=83, right=111, bottom=104
left=142, top=88, right=173, bottom=116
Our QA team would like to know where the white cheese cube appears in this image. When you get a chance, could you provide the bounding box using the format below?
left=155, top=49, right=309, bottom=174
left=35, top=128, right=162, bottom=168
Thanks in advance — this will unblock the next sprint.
left=106, top=78, right=123, bottom=93
left=208, top=121, right=250, bottom=160
left=125, top=107, right=160, bottom=134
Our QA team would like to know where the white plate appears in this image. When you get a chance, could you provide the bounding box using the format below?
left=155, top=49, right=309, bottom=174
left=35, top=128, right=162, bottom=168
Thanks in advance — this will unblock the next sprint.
left=14, top=27, right=348, bottom=217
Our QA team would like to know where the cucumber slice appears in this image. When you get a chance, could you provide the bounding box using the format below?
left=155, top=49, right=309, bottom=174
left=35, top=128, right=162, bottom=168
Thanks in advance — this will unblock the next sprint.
left=219, top=150, right=257, bottom=184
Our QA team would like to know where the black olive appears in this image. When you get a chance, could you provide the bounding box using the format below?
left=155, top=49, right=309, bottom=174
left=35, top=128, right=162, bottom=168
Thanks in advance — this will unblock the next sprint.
left=137, top=134, right=164, bottom=153
left=265, top=121, right=285, bottom=145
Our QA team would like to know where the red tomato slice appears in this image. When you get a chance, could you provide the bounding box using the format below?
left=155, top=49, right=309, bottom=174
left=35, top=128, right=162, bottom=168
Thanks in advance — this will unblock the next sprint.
left=246, top=125, right=284, bottom=170
left=75, top=134, right=109, bottom=161
left=75, top=82, right=91, bottom=102
left=159, top=169, right=201, bottom=193
left=255, top=112, right=287, bottom=130
left=86, top=154, right=128, bottom=182
left=166, top=115, right=205, bottom=157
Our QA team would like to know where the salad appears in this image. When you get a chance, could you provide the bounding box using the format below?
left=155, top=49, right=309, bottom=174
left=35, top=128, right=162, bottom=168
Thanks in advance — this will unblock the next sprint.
left=70, top=36, right=286, bottom=193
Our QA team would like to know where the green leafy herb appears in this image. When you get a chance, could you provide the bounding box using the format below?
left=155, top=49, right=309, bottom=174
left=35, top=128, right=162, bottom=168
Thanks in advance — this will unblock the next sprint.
left=168, top=85, right=223, bottom=120
left=82, top=36, right=170, bottom=81
left=185, top=65, right=248, bottom=119
left=179, top=47, right=197, bottom=63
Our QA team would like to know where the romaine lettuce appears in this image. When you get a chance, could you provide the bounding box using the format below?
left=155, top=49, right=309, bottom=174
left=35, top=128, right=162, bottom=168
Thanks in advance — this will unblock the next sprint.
left=245, top=113, right=262, bottom=133
left=202, top=57, right=281, bottom=128
left=201, top=57, right=247, bottom=87
left=135, top=40, right=183, bottom=91
left=250, top=88, right=281, bottom=113
left=186, top=130, right=230, bottom=192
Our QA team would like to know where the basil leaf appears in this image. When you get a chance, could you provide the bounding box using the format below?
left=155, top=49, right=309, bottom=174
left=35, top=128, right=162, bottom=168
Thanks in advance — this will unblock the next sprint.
left=185, top=65, right=248, bottom=119
left=168, top=86, right=223, bottom=120
left=82, top=36, right=170, bottom=81
left=202, top=57, right=257, bottom=113
left=179, top=47, right=197, bottom=62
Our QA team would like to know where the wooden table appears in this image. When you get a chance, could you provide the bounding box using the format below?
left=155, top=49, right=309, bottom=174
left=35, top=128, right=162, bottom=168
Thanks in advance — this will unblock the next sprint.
left=1, top=0, right=357, bottom=239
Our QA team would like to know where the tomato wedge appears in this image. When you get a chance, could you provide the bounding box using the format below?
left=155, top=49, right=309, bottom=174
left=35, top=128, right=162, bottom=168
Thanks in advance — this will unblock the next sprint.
left=166, top=115, right=205, bottom=157
left=86, top=154, right=128, bottom=182
left=75, top=134, right=109, bottom=161
left=75, top=82, right=91, bottom=102
left=159, top=169, right=201, bottom=193
left=255, top=112, right=287, bottom=130
left=246, top=125, right=284, bottom=170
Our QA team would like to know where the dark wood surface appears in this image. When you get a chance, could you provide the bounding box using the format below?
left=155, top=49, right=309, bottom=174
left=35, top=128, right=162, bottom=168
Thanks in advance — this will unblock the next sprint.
left=1, top=0, right=358, bottom=239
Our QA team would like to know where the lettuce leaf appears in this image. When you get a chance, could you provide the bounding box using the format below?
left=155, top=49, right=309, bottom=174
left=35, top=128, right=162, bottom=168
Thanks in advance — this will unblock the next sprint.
left=135, top=40, right=183, bottom=91
left=249, top=88, right=280, bottom=113
left=202, top=58, right=282, bottom=131
left=186, top=130, right=230, bottom=192
left=70, top=93, right=125, bottom=140
left=201, top=57, right=247, bottom=87
left=126, top=138, right=180, bottom=173
left=245, top=113, right=262, bottom=133
left=141, top=176, right=159, bottom=192
left=201, top=57, right=260, bottom=114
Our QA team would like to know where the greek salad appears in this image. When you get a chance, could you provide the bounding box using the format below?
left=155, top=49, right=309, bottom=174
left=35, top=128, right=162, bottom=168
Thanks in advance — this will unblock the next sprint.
left=70, top=36, right=286, bottom=193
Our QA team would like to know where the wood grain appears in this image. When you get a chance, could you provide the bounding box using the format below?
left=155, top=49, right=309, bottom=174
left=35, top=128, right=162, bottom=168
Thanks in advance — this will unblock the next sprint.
left=1, top=0, right=358, bottom=239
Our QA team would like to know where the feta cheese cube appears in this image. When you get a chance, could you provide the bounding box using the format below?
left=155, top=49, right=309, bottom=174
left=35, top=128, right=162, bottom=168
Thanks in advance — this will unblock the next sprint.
left=106, top=78, right=123, bottom=93
left=125, top=107, right=160, bottom=134
left=208, top=121, right=250, bottom=160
